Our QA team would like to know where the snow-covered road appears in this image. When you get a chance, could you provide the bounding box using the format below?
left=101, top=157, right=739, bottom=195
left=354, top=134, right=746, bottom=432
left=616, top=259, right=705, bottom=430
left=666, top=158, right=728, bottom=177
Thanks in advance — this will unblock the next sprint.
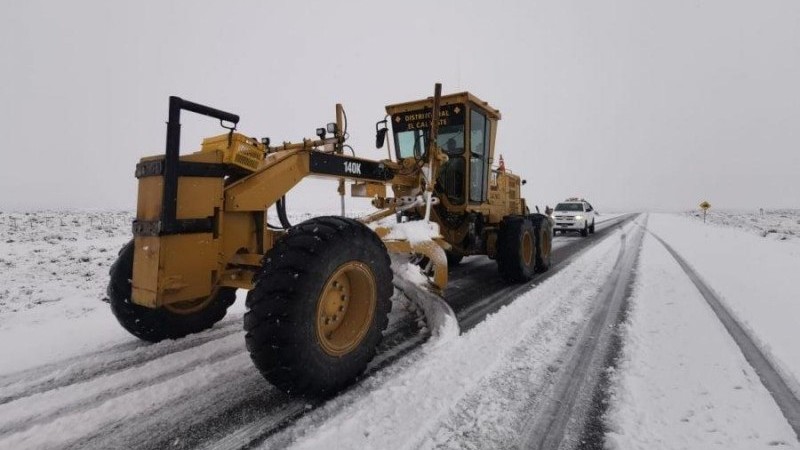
left=0, top=213, right=636, bottom=449
left=2, top=210, right=799, bottom=449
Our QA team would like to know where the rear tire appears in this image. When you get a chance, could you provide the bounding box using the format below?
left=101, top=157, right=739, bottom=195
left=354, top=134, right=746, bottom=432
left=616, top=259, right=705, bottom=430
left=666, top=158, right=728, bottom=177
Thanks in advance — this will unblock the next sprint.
left=107, top=241, right=236, bottom=343
left=497, top=216, right=537, bottom=282
left=529, top=215, right=553, bottom=273
left=244, top=216, right=392, bottom=396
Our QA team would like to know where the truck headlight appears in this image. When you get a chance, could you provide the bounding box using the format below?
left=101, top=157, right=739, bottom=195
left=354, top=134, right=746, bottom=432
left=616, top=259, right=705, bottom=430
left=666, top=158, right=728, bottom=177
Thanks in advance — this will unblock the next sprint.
left=575, top=215, right=584, bottom=220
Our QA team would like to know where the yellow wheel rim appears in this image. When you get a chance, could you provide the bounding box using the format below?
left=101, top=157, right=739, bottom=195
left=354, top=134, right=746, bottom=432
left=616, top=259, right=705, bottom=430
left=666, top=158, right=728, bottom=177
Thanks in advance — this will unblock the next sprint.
left=522, top=231, right=534, bottom=266
left=315, top=262, right=377, bottom=357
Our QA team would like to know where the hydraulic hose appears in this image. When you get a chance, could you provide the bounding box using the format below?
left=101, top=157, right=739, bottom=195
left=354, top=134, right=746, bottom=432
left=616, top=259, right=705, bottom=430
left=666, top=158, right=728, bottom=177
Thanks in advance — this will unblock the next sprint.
left=276, top=196, right=292, bottom=229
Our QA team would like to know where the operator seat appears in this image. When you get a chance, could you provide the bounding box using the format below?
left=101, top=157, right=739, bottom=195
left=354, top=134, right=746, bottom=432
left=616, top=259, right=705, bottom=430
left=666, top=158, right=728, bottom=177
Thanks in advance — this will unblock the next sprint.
left=436, top=138, right=465, bottom=204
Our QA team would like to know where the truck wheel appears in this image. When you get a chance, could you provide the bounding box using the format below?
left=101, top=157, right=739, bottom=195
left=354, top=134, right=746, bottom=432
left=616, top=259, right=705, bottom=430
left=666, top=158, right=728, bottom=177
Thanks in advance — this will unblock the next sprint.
left=244, top=216, right=392, bottom=396
left=589, top=220, right=596, bottom=234
left=581, top=223, right=589, bottom=237
left=528, top=214, right=553, bottom=273
left=497, top=216, right=537, bottom=282
left=107, top=241, right=236, bottom=343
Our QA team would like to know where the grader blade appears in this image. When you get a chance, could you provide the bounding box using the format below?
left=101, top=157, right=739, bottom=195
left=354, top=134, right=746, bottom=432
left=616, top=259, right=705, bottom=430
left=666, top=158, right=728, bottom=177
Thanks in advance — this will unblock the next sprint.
left=383, top=239, right=448, bottom=294
left=391, top=255, right=460, bottom=339
left=372, top=219, right=449, bottom=294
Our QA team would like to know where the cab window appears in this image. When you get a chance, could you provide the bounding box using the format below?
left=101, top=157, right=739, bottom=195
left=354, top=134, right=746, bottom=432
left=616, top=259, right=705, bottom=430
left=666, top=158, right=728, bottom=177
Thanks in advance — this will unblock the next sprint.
left=396, top=130, right=426, bottom=159
left=392, top=104, right=466, bottom=160
left=395, top=124, right=465, bottom=160
left=469, top=109, right=489, bottom=202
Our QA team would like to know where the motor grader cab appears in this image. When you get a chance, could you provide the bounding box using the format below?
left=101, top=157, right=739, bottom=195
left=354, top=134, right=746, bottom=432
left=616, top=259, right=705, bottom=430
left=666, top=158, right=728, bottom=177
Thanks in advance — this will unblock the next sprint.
left=107, top=84, right=552, bottom=396
left=382, top=92, right=538, bottom=266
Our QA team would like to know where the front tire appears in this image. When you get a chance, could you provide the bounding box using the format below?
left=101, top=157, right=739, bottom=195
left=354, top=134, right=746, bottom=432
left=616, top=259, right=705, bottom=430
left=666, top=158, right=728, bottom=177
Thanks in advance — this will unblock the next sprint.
left=589, top=220, right=596, bottom=234
left=497, top=216, right=537, bottom=282
left=244, top=216, right=392, bottom=396
left=107, top=241, right=236, bottom=343
left=581, top=223, right=589, bottom=237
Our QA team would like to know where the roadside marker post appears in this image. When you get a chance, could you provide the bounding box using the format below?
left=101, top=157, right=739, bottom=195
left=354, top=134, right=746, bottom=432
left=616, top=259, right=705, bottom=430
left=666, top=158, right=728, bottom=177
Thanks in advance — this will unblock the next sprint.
left=699, top=201, right=711, bottom=223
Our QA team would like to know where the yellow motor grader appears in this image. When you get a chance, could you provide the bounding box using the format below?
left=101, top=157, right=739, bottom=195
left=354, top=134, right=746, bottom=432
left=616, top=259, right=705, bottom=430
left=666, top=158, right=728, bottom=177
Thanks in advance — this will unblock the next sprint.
left=107, top=84, right=553, bottom=395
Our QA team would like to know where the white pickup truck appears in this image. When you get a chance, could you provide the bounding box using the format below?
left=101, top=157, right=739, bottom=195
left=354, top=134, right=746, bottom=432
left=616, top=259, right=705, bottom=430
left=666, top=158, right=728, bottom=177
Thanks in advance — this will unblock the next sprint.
left=552, top=198, right=597, bottom=237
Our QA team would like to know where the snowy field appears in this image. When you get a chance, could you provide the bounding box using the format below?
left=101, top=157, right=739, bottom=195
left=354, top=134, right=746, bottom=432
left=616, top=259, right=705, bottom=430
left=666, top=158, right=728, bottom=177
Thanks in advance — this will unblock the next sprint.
left=685, top=208, right=800, bottom=242
left=605, top=212, right=800, bottom=449
left=0, top=209, right=799, bottom=449
left=0, top=210, right=344, bottom=373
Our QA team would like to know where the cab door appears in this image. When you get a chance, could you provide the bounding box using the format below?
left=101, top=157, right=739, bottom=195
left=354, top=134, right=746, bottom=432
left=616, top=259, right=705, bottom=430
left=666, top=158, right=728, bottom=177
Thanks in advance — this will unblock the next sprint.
left=469, top=108, right=490, bottom=203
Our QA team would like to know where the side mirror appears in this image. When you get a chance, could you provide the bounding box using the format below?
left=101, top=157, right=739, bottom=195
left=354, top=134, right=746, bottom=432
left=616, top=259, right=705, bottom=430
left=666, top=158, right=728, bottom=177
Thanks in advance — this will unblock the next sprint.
left=375, top=120, right=388, bottom=148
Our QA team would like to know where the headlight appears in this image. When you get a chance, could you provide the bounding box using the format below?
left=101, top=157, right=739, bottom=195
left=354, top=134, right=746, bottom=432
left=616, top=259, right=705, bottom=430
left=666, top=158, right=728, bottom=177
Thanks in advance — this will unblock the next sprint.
left=575, top=215, right=584, bottom=220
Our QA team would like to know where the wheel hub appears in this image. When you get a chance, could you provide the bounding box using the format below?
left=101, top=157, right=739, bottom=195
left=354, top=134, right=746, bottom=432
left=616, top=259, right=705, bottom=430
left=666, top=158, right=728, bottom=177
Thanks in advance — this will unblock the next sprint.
left=522, top=231, right=534, bottom=266
left=316, top=262, right=376, bottom=356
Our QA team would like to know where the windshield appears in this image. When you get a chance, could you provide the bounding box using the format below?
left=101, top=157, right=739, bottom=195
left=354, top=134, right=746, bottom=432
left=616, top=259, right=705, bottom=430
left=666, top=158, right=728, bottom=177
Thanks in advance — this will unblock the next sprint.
left=392, top=103, right=466, bottom=160
left=395, top=125, right=465, bottom=159
left=555, top=203, right=584, bottom=212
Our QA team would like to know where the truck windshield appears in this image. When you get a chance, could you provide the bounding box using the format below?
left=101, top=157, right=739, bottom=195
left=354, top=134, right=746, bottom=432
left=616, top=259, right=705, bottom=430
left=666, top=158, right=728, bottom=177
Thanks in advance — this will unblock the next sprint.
left=555, top=203, right=583, bottom=212
left=392, top=103, right=466, bottom=160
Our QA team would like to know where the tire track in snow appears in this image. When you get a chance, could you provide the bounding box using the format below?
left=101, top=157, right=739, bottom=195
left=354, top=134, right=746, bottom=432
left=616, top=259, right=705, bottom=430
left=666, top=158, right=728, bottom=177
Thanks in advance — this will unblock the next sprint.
left=521, top=214, right=645, bottom=449
left=0, top=352, right=255, bottom=450
left=84, top=310, right=428, bottom=450
left=0, top=315, right=243, bottom=405
left=452, top=214, right=636, bottom=331
left=0, top=336, right=244, bottom=436
left=647, top=229, right=800, bottom=441
left=0, top=301, right=425, bottom=448
left=189, top=324, right=430, bottom=450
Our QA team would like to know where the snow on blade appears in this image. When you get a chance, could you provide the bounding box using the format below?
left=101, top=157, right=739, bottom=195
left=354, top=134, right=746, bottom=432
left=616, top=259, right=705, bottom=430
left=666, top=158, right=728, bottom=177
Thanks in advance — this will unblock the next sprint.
left=392, top=260, right=459, bottom=340
left=379, top=219, right=441, bottom=245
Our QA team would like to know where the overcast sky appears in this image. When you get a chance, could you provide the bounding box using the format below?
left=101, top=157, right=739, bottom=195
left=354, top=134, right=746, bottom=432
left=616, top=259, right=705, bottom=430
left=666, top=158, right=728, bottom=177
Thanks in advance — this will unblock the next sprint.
left=1, top=0, right=798, bottom=213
